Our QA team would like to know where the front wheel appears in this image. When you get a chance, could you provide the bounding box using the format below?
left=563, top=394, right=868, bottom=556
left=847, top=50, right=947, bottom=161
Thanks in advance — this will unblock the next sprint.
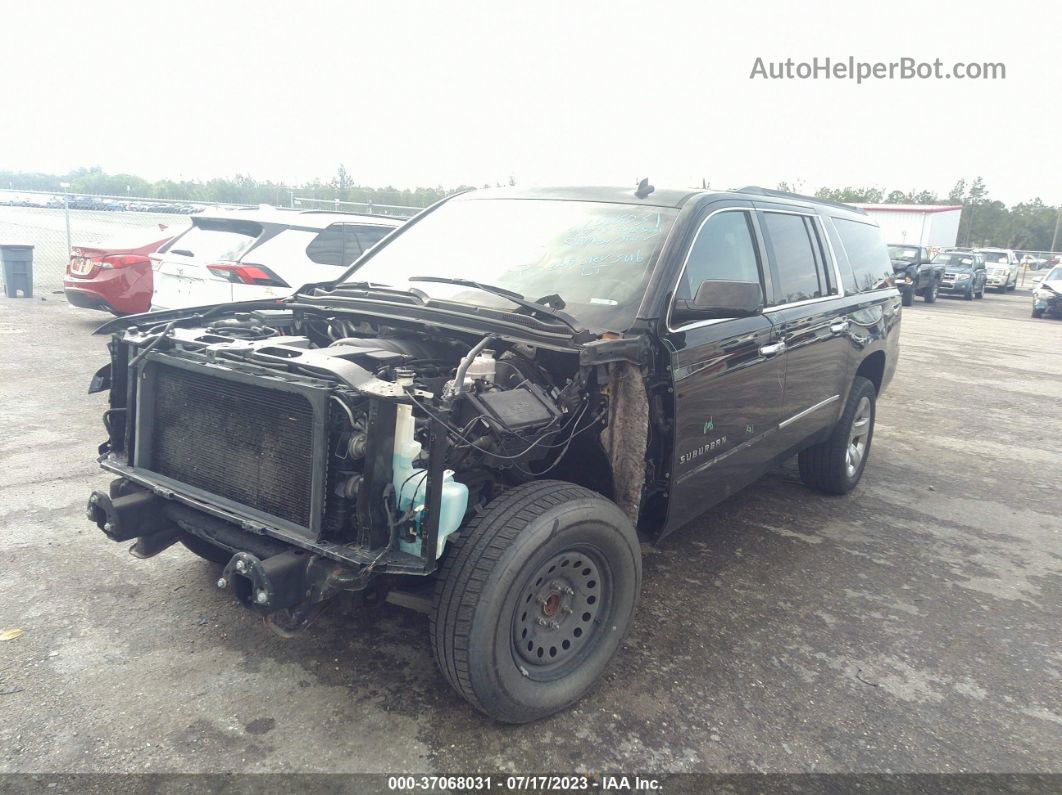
left=798, top=377, right=876, bottom=495
left=1032, top=308, right=1044, bottom=318
left=430, top=481, right=641, bottom=723
left=964, top=285, right=974, bottom=300
left=900, top=288, right=913, bottom=307
left=923, top=281, right=938, bottom=303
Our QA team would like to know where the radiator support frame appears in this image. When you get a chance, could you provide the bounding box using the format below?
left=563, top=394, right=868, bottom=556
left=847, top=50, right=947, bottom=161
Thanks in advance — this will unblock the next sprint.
left=131, top=352, right=332, bottom=543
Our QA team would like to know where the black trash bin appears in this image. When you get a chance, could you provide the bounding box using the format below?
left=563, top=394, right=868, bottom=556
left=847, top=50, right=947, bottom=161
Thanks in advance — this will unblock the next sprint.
left=1, top=244, right=34, bottom=298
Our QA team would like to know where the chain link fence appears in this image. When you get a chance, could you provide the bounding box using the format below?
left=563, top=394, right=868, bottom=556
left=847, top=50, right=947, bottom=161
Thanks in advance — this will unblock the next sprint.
left=0, top=189, right=223, bottom=294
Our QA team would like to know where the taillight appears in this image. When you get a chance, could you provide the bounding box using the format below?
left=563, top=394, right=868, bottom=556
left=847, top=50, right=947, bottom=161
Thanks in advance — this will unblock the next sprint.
left=98, top=254, right=149, bottom=269
left=206, top=263, right=289, bottom=287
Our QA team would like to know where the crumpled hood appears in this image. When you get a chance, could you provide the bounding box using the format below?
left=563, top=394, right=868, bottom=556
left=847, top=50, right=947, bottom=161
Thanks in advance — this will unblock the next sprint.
left=1038, top=278, right=1062, bottom=293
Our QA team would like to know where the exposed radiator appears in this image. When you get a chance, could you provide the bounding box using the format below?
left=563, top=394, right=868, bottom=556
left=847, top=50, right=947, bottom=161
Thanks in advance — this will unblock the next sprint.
left=146, top=364, right=316, bottom=527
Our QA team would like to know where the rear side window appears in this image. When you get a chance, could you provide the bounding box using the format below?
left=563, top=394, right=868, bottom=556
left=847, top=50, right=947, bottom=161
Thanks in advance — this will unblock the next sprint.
left=164, top=222, right=260, bottom=262
left=306, top=224, right=393, bottom=267
left=677, top=210, right=762, bottom=301
left=833, top=218, right=893, bottom=292
left=761, top=212, right=824, bottom=304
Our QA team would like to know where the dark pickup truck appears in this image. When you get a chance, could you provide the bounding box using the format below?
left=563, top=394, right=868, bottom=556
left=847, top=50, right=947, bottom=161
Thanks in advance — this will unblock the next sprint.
left=889, top=244, right=944, bottom=305
left=84, top=184, right=899, bottom=723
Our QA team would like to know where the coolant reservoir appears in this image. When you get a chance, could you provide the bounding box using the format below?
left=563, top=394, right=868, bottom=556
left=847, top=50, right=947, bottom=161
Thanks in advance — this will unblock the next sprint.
left=393, top=399, right=468, bottom=559
left=464, top=349, right=496, bottom=385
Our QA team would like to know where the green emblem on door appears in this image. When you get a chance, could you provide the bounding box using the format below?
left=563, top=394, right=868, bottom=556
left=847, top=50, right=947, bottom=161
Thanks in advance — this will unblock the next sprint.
left=703, top=418, right=714, bottom=434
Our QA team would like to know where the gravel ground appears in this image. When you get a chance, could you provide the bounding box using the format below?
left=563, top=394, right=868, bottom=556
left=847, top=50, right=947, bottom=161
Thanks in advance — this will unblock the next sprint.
left=0, top=285, right=1059, bottom=775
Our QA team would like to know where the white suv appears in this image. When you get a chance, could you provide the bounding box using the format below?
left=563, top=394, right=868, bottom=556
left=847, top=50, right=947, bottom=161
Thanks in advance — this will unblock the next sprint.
left=150, top=207, right=405, bottom=311
left=974, top=248, right=1020, bottom=291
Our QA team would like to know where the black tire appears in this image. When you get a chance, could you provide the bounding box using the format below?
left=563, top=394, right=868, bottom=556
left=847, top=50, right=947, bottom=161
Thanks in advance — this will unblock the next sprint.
left=975, top=283, right=984, bottom=299
left=963, top=285, right=974, bottom=300
left=180, top=534, right=232, bottom=565
left=430, top=480, right=641, bottom=723
left=900, top=288, right=913, bottom=307
left=798, top=377, right=876, bottom=495
left=923, top=281, right=938, bottom=303
left=1032, top=308, right=1044, bottom=318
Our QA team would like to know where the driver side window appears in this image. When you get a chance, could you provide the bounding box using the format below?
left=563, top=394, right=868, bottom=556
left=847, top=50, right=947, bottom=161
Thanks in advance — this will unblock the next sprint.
left=676, top=210, right=763, bottom=301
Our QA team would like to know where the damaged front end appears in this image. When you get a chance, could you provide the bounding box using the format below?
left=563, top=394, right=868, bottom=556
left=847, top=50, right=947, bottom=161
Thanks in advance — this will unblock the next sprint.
left=85, top=301, right=661, bottom=627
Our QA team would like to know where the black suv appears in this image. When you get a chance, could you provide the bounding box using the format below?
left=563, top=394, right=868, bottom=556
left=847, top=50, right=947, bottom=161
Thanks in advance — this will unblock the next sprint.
left=85, top=185, right=899, bottom=723
left=888, top=244, right=943, bottom=305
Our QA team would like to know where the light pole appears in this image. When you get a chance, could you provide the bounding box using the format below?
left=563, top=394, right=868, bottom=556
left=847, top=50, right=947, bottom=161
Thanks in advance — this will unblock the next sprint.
left=59, top=181, right=71, bottom=256
left=1051, top=207, right=1061, bottom=254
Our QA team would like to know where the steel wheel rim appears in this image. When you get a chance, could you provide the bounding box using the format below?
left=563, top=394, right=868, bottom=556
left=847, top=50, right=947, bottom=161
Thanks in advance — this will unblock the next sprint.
left=512, top=545, right=611, bottom=681
left=846, top=396, right=871, bottom=478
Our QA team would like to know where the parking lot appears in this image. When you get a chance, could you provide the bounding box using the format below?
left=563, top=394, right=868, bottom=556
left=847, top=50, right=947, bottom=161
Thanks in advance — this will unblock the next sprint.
left=0, top=286, right=1058, bottom=774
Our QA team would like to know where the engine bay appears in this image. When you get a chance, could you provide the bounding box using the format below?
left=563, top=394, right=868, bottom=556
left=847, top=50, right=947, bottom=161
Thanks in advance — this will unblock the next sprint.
left=97, top=305, right=611, bottom=571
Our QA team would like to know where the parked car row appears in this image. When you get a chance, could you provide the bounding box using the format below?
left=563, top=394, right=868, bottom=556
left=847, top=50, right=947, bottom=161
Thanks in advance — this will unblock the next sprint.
left=0, top=193, right=209, bottom=213
left=888, top=244, right=1025, bottom=304
left=64, top=207, right=404, bottom=315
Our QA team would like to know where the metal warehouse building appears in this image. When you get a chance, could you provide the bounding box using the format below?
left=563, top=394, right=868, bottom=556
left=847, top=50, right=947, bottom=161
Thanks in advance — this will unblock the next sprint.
left=852, top=204, right=963, bottom=249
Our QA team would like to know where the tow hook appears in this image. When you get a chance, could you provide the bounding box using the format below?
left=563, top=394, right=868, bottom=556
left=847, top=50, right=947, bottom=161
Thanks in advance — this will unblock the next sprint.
left=87, top=487, right=181, bottom=557
left=217, top=549, right=363, bottom=620
left=218, top=549, right=320, bottom=613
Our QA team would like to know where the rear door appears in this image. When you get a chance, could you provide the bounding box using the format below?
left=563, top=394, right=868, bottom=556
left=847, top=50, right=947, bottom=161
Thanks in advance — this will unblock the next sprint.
left=663, top=204, right=786, bottom=531
left=151, top=220, right=262, bottom=310
left=756, top=205, right=852, bottom=452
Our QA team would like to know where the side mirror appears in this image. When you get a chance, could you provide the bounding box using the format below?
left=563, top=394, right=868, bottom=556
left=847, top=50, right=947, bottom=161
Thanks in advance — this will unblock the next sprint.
left=672, top=280, right=764, bottom=324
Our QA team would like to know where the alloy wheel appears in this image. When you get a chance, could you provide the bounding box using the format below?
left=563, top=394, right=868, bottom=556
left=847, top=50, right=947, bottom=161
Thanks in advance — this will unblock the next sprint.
left=845, top=396, right=871, bottom=478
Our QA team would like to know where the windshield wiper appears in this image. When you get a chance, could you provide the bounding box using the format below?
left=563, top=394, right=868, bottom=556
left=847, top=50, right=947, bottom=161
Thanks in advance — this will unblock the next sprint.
left=408, top=275, right=586, bottom=336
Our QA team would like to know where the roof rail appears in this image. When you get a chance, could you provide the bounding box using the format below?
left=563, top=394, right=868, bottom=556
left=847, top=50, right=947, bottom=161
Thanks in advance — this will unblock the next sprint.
left=736, top=186, right=867, bottom=216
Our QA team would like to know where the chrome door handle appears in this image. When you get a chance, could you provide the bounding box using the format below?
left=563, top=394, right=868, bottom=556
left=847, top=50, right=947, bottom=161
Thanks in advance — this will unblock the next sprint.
left=759, top=341, right=786, bottom=357
left=830, top=319, right=849, bottom=333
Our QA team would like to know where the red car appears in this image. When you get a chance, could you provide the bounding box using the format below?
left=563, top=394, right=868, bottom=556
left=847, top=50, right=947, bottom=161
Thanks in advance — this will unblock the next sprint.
left=63, top=226, right=178, bottom=315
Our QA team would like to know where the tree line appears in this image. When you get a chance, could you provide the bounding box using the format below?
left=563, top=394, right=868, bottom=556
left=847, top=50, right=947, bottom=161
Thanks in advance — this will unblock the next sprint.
left=807, top=178, right=1059, bottom=251
left=2, top=166, right=1058, bottom=251
left=0, top=165, right=474, bottom=212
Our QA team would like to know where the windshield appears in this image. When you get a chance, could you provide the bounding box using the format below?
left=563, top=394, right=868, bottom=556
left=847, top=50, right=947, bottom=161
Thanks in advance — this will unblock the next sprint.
left=888, top=245, right=919, bottom=262
left=1044, top=267, right=1062, bottom=282
left=979, top=251, right=1009, bottom=263
left=934, top=253, right=977, bottom=268
left=342, top=197, right=679, bottom=330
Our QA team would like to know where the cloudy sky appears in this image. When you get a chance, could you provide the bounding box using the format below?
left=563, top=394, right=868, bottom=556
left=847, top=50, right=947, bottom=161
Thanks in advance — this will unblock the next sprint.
left=3, top=0, right=1058, bottom=203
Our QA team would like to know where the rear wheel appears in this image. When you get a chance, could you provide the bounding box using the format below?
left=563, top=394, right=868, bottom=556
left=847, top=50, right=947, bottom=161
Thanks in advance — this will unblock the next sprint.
left=901, top=288, right=913, bottom=307
left=923, top=281, right=938, bottom=303
left=798, top=377, right=876, bottom=495
left=430, top=480, right=641, bottom=723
